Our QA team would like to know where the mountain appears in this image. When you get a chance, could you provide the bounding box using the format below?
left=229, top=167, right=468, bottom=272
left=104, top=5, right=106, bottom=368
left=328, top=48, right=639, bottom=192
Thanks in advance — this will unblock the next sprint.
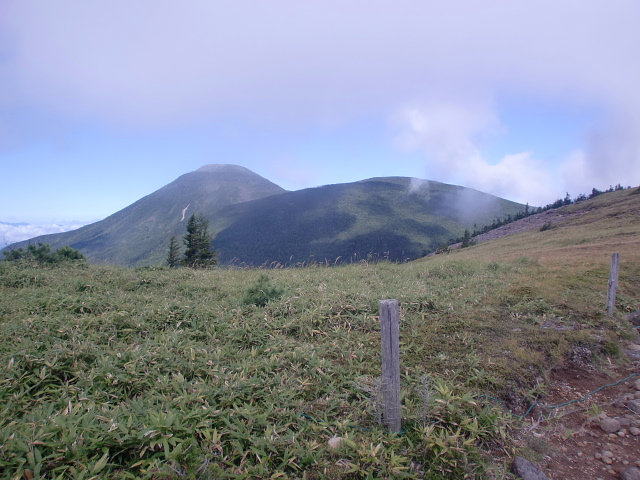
left=4, top=165, right=285, bottom=266
left=3, top=165, right=525, bottom=266
left=212, top=177, right=523, bottom=265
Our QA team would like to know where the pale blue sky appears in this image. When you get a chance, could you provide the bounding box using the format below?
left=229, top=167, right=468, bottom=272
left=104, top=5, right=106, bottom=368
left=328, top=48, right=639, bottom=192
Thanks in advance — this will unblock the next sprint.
left=1, top=1, right=639, bottom=244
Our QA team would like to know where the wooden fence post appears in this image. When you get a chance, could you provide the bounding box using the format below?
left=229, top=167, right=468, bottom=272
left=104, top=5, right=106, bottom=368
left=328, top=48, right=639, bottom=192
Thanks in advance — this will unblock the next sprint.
left=606, top=253, right=621, bottom=316
left=379, top=299, right=402, bottom=432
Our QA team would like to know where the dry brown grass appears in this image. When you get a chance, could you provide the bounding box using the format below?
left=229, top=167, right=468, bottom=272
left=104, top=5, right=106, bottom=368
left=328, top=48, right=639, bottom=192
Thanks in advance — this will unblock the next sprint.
left=461, top=189, right=639, bottom=264
left=436, top=188, right=640, bottom=315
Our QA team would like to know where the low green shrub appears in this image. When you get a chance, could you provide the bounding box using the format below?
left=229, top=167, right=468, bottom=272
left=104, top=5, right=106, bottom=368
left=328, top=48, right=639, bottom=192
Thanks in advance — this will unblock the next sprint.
left=242, top=273, right=284, bottom=307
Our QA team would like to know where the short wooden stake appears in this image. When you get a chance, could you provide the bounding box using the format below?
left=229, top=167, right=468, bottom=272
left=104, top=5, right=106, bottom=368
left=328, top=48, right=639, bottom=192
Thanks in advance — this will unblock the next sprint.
left=606, top=253, right=621, bottom=316
left=379, top=299, right=401, bottom=432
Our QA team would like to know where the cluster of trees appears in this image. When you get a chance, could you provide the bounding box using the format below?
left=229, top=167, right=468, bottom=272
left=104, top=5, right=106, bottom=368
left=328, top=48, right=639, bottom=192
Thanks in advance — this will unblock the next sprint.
left=167, top=213, right=218, bottom=268
left=2, top=242, right=85, bottom=264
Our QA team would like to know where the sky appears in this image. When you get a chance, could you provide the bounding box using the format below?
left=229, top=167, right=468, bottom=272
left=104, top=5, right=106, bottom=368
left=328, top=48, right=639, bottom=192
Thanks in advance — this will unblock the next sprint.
left=1, top=1, right=639, bottom=244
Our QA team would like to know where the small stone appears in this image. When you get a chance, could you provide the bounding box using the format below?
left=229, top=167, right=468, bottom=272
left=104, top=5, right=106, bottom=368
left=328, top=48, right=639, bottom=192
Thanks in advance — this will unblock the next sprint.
left=595, top=452, right=602, bottom=460
left=511, top=456, right=548, bottom=480
left=617, top=417, right=632, bottom=426
left=600, top=418, right=621, bottom=433
left=620, top=466, right=640, bottom=480
left=630, top=427, right=640, bottom=436
left=618, top=429, right=627, bottom=437
left=327, top=436, right=343, bottom=450
left=602, top=451, right=614, bottom=458
left=633, top=379, right=640, bottom=390
left=627, top=400, right=640, bottom=413
left=603, top=457, right=613, bottom=465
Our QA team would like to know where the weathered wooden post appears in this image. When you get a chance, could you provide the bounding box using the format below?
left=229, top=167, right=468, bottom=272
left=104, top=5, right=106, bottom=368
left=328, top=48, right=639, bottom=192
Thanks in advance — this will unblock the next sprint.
left=606, top=253, right=621, bottom=316
left=379, top=299, right=401, bottom=432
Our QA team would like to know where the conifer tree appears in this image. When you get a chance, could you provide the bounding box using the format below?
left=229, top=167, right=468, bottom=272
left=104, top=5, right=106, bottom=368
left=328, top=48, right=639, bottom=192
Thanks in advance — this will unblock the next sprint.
left=460, top=229, right=474, bottom=248
left=166, top=236, right=181, bottom=268
left=182, top=213, right=217, bottom=268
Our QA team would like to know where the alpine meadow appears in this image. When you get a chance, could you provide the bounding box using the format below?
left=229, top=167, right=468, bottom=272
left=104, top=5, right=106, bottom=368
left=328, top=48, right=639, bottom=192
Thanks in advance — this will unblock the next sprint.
left=1, top=187, right=640, bottom=479
left=4, top=2, right=640, bottom=478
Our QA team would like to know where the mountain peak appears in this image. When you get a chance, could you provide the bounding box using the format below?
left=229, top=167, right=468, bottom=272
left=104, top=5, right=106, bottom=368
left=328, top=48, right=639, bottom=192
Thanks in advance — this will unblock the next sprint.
left=196, top=164, right=250, bottom=173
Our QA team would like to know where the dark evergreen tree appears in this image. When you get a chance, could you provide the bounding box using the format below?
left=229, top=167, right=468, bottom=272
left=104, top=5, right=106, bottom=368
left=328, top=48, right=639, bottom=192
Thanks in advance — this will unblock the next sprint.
left=589, top=187, right=603, bottom=199
left=460, top=229, right=474, bottom=248
left=182, top=213, right=217, bottom=268
left=54, top=246, right=86, bottom=261
left=166, top=236, right=181, bottom=268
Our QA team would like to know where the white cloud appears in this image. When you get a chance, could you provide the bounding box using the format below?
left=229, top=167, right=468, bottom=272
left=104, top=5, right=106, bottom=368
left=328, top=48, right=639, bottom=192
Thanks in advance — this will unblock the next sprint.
left=559, top=108, right=640, bottom=196
left=0, top=223, right=85, bottom=246
left=2, top=1, right=638, bottom=129
left=1, top=0, right=639, bottom=211
left=467, top=152, right=557, bottom=205
left=395, top=103, right=557, bottom=205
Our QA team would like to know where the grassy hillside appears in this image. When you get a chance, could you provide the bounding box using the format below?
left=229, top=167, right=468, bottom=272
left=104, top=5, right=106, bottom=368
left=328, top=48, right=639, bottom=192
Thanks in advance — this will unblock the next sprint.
left=1, top=189, right=638, bottom=479
left=213, top=177, right=523, bottom=266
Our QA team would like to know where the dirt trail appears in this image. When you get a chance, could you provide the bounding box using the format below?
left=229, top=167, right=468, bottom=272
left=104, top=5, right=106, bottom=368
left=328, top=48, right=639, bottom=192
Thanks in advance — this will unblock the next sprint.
left=515, top=361, right=640, bottom=479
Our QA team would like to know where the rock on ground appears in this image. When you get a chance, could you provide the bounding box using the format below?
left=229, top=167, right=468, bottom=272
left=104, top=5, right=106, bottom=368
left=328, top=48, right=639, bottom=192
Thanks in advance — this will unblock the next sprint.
left=620, top=467, right=640, bottom=480
left=511, top=456, right=548, bottom=480
left=627, top=399, right=640, bottom=414
left=599, top=417, right=621, bottom=433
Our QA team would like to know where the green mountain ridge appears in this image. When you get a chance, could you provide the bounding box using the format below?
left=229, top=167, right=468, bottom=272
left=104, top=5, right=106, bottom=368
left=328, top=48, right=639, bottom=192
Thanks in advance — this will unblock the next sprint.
left=4, top=165, right=525, bottom=266
left=213, top=177, right=522, bottom=265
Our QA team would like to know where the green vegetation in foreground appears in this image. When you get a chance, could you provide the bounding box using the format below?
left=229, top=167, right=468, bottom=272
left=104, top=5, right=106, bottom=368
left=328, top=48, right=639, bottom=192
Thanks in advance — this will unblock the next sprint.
left=1, top=249, right=637, bottom=479
left=2, top=242, right=86, bottom=265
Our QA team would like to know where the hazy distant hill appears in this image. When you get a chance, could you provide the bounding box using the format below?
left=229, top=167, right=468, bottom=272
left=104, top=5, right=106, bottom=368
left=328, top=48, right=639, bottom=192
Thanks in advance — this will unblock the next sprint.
left=4, top=165, right=524, bottom=266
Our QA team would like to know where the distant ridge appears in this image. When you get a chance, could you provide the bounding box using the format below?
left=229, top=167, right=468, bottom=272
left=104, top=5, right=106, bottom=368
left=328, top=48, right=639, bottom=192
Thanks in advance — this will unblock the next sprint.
left=4, top=165, right=525, bottom=266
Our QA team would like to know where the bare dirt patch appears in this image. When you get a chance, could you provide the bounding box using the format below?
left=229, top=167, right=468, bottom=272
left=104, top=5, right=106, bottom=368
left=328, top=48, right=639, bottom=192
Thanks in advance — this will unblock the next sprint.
left=514, top=359, right=640, bottom=479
